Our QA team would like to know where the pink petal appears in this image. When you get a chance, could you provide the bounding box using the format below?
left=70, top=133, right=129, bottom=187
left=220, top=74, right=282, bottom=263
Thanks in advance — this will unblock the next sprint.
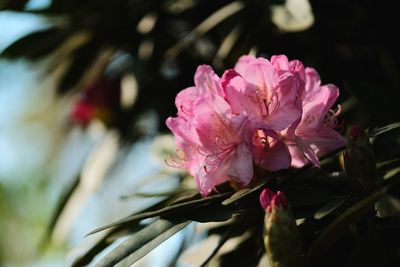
left=304, top=67, right=321, bottom=96
left=166, top=116, right=199, bottom=145
left=265, top=73, right=303, bottom=130
left=195, top=156, right=232, bottom=196
left=294, top=136, right=320, bottom=167
left=194, top=65, right=223, bottom=97
left=251, top=129, right=291, bottom=171
left=289, top=59, right=306, bottom=81
left=287, top=144, right=309, bottom=168
left=299, top=127, right=347, bottom=158
left=175, top=86, right=197, bottom=119
left=234, top=54, right=256, bottom=76
left=195, top=164, right=217, bottom=196
left=301, top=84, right=339, bottom=129
left=193, top=95, right=240, bottom=150
left=224, top=74, right=263, bottom=117
left=271, top=54, right=290, bottom=73
left=241, top=58, right=279, bottom=98
left=227, top=143, right=253, bottom=185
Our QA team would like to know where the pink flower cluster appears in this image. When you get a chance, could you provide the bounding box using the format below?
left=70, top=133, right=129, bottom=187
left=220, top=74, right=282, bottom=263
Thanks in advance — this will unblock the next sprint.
left=166, top=55, right=346, bottom=196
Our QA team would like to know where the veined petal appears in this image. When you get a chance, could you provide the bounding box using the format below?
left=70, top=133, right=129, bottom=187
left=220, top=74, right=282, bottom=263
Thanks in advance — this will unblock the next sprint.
left=175, top=86, right=197, bottom=119
left=300, top=84, right=339, bottom=129
left=251, top=129, right=291, bottom=171
left=195, top=164, right=217, bottom=196
left=241, top=58, right=279, bottom=99
left=194, top=64, right=223, bottom=97
left=271, top=54, right=290, bottom=73
left=234, top=54, right=256, bottom=76
left=224, top=73, right=263, bottom=117
left=194, top=150, right=233, bottom=196
left=289, top=59, right=306, bottom=81
left=265, top=73, right=303, bottom=130
left=287, top=144, right=308, bottom=168
left=166, top=116, right=199, bottom=145
left=304, top=67, right=321, bottom=96
left=295, top=136, right=320, bottom=167
left=227, top=143, right=253, bottom=185
left=299, top=127, right=346, bottom=158
left=193, top=94, right=244, bottom=151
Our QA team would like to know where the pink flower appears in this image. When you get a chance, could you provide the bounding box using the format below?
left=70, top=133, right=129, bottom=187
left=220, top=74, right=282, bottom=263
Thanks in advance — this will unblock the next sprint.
left=222, top=55, right=304, bottom=171
left=283, top=67, right=347, bottom=167
left=167, top=54, right=346, bottom=195
left=167, top=65, right=253, bottom=196
left=224, top=56, right=303, bottom=131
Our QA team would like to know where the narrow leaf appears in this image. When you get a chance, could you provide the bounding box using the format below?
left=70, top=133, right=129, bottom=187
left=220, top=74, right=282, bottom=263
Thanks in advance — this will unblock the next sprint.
left=222, top=179, right=270, bottom=205
left=304, top=188, right=386, bottom=267
left=88, top=192, right=231, bottom=235
left=369, top=122, right=400, bottom=137
left=71, top=199, right=175, bottom=267
left=199, top=222, right=238, bottom=267
left=0, top=27, right=67, bottom=59
left=96, top=217, right=190, bottom=267
left=314, top=196, right=348, bottom=220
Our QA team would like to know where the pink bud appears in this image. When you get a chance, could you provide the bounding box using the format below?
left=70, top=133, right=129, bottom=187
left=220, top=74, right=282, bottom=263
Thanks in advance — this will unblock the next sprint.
left=259, top=188, right=275, bottom=211
left=259, top=188, right=288, bottom=212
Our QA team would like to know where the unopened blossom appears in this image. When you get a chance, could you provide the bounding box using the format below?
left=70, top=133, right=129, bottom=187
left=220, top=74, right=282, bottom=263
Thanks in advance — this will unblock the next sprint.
left=260, top=188, right=301, bottom=267
left=340, top=126, right=376, bottom=192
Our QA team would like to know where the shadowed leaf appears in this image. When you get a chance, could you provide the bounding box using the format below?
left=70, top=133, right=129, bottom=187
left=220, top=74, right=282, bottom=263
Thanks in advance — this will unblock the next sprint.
left=370, top=122, right=400, bottom=137
left=96, top=217, right=190, bottom=267
left=314, top=196, right=348, bottom=220
left=222, top=178, right=271, bottom=205
left=0, top=27, right=68, bottom=59
left=87, top=192, right=231, bottom=235
left=304, top=187, right=387, bottom=267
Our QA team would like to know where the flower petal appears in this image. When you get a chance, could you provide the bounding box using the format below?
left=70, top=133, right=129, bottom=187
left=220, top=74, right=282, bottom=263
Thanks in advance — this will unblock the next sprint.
left=301, top=84, right=339, bottom=129
left=299, top=127, right=347, bottom=158
left=175, top=86, right=196, bottom=119
left=241, top=58, right=279, bottom=98
left=234, top=54, right=256, bottom=76
left=194, top=64, right=223, bottom=96
left=227, top=143, right=253, bottom=185
left=266, top=73, right=303, bottom=130
left=251, top=129, right=291, bottom=171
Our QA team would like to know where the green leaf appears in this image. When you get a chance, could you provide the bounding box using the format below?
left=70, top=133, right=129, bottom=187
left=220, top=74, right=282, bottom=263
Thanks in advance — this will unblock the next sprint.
left=199, top=224, right=237, bottom=267
left=0, top=27, right=68, bottom=59
left=58, top=39, right=99, bottom=92
left=71, top=198, right=176, bottom=267
left=304, top=188, right=386, bottom=267
left=87, top=192, right=231, bottom=235
left=222, top=179, right=270, bottom=205
left=314, top=196, right=348, bottom=220
left=284, top=185, right=342, bottom=208
left=369, top=122, right=400, bottom=137
left=95, top=217, right=190, bottom=267
left=0, top=0, right=29, bottom=11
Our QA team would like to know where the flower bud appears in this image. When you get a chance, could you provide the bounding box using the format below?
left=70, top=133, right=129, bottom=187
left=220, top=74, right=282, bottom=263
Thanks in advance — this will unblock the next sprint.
left=340, top=126, right=376, bottom=192
left=260, top=188, right=301, bottom=267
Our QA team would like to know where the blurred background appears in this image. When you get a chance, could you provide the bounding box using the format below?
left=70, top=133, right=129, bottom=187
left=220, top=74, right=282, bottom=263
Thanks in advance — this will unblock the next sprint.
left=0, top=0, right=399, bottom=266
